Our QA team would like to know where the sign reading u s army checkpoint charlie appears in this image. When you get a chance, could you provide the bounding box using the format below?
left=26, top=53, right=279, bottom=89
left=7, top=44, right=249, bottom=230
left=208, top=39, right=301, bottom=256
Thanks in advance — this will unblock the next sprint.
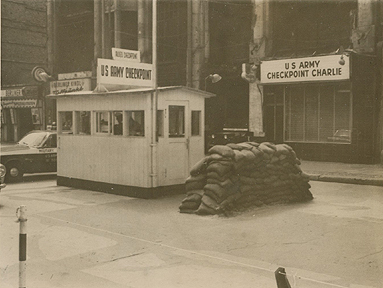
left=260, top=55, right=350, bottom=84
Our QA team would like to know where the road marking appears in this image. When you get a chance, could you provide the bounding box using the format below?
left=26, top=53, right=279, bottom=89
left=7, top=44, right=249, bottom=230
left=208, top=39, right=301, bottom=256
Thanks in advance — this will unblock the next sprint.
left=38, top=214, right=352, bottom=288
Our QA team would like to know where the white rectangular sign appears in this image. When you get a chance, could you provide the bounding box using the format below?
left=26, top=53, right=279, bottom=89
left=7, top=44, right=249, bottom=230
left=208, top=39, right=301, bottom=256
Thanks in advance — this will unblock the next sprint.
left=1, top=88, right=24, bottom=97
left=50, top=78, right=91, bottom=95
left=112, top=48, right=140, bottom=62
left=58, top=71, right=92, bottom=80
left=97, top=58, right=153, bottom=88
left=260, top=55, right=350, bottom=84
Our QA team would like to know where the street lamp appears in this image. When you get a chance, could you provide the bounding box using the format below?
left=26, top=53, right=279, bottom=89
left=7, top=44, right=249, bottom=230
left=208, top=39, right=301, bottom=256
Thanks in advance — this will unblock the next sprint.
left=204, top=73, right=222, bottom=90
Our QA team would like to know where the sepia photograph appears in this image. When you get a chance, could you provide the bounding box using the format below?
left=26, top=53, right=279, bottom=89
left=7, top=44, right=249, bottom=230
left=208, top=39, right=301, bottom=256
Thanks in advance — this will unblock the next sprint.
left=1, top=0, right=383, bottom=287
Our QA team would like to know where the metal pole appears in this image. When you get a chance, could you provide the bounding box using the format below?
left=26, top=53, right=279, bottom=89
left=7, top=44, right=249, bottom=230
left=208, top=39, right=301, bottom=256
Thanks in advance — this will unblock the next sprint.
left=114, top=0, right=121, bottom=48
left=94, top=0, right=102, bottom=78
left=17, top=205, right=27, bottom=288
left=138, top=0, right=145, bottom=62
left=151, top=0, right=158, bottom=188
left=101, top=0, right=106, bottom=58
left=275, top=267, right=292, bottom=288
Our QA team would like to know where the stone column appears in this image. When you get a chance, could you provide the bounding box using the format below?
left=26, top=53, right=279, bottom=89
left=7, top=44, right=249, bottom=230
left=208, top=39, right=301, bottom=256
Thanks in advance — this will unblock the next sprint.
left=248, top=0, right=271, bottom=137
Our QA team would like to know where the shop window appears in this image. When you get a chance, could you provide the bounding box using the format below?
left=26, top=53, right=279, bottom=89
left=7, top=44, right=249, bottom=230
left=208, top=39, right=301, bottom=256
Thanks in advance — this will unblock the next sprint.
left=126, top=111, right=144, bottom=136
left=157, top=110, right=164, bottom=137
left=95, top=111, right=110, bottom=134
left=169, top=106, right=185, bottom=137
left=59, top=111, right=73, bottom=134
left=285, top=84, right=351, bottom=143
left=112, top=111, right=123, bottom=136
left=191, top=111, right=201, bottom=136
left=75, top=111, right=91, bottom=135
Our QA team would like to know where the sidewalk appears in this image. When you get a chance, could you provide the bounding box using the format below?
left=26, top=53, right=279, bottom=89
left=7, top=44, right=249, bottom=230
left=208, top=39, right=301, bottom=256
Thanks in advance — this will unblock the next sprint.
left=300, top=160, right=383, bottom=186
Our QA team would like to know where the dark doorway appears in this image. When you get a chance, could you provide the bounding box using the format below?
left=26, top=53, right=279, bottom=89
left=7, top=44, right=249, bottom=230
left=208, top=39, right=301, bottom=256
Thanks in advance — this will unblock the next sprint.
left=18, top=109, right=34, bottom=139
left=263, top=86, right=284, bottom=144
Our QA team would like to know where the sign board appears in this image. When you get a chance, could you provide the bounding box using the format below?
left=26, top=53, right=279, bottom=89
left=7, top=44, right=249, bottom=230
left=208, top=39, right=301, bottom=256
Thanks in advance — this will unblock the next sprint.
left=1, top=88, right=24, bottom=97
left=112, top=48, right=140, bottom=62
left=50, top=78, right=92, bottom=95
left=58, top=71, right=92, bottom=80
left=260, top=55, right=350, bottom=84
left=1, top=86, right=38, bottom=98
left=1, top=99, right=38, bottom=108
left=97, top=58, right=153, bottom=88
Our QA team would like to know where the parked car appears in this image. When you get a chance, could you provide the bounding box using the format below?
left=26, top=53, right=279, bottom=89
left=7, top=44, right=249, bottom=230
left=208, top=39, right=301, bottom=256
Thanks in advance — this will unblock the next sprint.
left=1, top=130, right=57, bottom=182
left=327, top=129, right=351, bottom=143
left=206, top=128, right=253, bottom=153
left=0, top=164, right=6, bottom=190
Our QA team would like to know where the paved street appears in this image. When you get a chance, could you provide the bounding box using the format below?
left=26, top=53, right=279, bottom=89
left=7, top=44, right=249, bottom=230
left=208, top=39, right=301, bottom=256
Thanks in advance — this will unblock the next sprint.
left=1, top=178, right=383, bottom=288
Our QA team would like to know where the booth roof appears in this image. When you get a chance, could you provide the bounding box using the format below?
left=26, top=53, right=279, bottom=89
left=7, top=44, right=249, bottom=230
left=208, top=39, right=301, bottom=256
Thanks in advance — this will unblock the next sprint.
left=47, top=86, right=216, bottom=99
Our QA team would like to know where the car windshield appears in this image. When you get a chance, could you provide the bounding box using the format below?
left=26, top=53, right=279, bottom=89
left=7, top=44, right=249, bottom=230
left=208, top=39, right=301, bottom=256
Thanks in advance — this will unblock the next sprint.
left=18, top=132, right=49, bottom=147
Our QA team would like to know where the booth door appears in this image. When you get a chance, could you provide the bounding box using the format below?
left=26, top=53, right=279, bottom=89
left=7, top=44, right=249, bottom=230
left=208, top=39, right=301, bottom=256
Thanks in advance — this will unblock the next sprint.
left=163, top=101, right=190, bottom=185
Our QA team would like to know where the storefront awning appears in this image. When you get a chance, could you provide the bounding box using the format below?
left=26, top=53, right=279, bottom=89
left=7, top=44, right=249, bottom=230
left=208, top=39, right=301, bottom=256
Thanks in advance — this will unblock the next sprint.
left=1, top=99, right=39, bottom=109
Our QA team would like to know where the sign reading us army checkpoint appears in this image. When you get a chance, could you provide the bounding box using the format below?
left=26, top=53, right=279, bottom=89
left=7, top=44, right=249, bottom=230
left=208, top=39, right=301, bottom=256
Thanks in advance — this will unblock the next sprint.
left=260, top=55, right=350, bottom=84
left=97, top=58, right=153, bottom=88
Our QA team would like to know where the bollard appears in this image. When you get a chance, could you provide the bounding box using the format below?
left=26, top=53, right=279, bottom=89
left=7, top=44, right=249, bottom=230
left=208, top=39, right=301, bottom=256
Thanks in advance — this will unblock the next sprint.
left=275, top=267, right=292, bottom=288
left=16, top=205, right=27, bottom=288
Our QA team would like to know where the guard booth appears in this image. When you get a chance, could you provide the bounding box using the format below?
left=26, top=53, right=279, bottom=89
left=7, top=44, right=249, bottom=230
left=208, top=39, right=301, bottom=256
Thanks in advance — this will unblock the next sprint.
left=50, top=86, right=214, bottom=198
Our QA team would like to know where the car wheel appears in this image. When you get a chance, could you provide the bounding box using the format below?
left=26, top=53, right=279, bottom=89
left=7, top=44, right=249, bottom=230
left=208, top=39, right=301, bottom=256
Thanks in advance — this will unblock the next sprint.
left=5, top=162, right=24, bottom=182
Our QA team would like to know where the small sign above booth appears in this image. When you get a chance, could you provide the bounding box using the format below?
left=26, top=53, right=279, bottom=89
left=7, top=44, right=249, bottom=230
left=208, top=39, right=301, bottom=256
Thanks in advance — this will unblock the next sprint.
left=112, top=48, right=140, bottom=63
left=260, top=55, right=350, bottom=84
left=50, top=78, right=92, bottom=95
left=97, top=58, right=153, bottom=90
left=58, top=71, right=92, bottom=80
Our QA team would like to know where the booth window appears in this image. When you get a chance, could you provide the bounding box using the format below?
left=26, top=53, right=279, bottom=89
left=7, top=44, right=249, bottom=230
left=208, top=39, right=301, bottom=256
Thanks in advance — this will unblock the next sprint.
left=169, top=106, right=185, bottom=137
left=59, top=111, right=73, bottom=134
left=157, top=110, right=164, bottom=137
left=95, top=111, right=110, bottom=134
left=191, top=111, right=201, bottom=136
left=75, top=111, right=91, bottom=135
left=112, top=111, right=123, bottom=136
left=285, top=84, right=351, bottom=143
left=127, top=111, right=144, bottom=136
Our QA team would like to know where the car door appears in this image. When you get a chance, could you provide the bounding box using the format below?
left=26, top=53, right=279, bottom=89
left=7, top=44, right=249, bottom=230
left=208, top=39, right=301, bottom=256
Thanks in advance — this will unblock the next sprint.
left=37, top=133, right=57, bottom=172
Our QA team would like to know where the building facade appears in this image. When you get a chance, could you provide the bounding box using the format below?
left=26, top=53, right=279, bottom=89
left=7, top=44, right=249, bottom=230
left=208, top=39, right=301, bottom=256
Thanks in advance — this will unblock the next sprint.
left=2, top=0, right=382, bottom=164
left=1, top=0, right=48, bottom=142
left=249, top=0, right=383, bottom=163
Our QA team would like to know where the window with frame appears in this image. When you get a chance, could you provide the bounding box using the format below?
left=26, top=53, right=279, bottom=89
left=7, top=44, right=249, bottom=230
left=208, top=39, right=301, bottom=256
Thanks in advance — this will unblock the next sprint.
left=191, top=111, right=201, bottom=136
left=112, top=111, right=123, bottom=136
left=59, top=111, right=73, bottom=134
left=285, top=84, right=351, bottom=143
left=169, top=106, right=185, bottom=137
left=127, top=111, right=144, bottom=136
left=157, top=110, right=164, bottom=137
left=75, top=111, right=91, bottom=135
left=95, top=111, right=110, bottom=134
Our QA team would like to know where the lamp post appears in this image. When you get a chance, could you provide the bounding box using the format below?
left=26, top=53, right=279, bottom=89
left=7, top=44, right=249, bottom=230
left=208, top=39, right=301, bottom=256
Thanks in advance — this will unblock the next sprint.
left=204, top=73, right=222, bottom=90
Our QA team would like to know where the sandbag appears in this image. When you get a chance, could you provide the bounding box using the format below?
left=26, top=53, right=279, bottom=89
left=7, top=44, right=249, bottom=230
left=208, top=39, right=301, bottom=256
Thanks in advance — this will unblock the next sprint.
left=190, top=157, right=209, bottom=176
left=185, top=181, right=206, bottom=192
left=208, top=145, right=235, bottom=159
left=206, top=162, right=233, bottom=176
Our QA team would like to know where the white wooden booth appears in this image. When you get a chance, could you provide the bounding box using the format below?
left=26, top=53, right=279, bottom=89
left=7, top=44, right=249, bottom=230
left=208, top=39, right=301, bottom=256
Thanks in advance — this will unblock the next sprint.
left=51, top=86, right=214, bottom=198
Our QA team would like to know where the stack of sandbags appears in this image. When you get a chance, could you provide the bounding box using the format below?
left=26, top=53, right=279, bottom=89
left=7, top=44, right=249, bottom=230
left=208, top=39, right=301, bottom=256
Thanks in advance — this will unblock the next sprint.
left=231, top=142, right=313, bottom=210
left=195, top=145, right=240, bottom=215
left=179, top=157, right=208, bottom=213
left=179, top=142, right=313, bottom=215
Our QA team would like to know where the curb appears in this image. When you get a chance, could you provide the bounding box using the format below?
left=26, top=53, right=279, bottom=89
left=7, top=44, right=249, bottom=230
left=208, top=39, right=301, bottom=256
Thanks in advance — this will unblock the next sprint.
left=308, top=174, right=383, bottom=187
